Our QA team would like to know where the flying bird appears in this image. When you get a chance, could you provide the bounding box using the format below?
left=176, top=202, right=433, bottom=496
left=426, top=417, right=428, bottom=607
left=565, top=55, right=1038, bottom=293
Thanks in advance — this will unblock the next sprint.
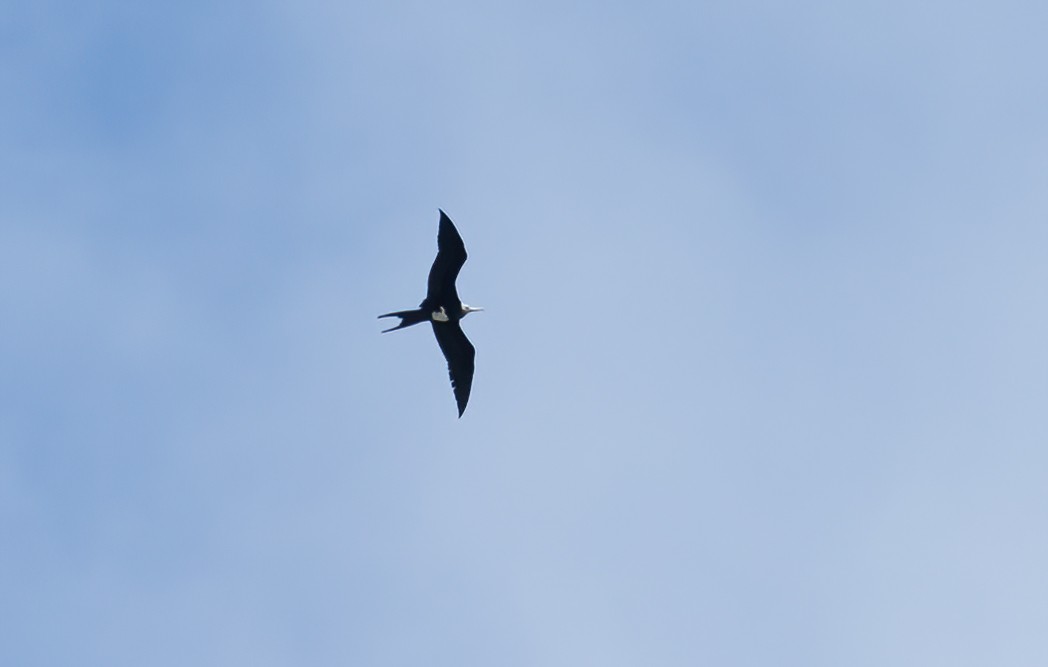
left=379, top=210, right=483, bottom=417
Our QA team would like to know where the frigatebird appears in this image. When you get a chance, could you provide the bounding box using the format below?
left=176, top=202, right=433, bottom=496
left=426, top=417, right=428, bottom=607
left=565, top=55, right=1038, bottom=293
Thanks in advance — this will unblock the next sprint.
left=379, top=210, right=483, bottom=417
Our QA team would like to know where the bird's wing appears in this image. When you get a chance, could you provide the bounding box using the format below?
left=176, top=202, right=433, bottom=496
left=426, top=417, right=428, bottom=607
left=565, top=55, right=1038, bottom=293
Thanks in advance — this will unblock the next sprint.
left=431, top=321, right=476, bottom=417
left=426, top=210, right=468, bottom=305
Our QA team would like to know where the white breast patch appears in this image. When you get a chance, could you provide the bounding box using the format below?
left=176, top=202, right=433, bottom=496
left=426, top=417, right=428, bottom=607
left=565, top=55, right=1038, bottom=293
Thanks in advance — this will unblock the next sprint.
left=431, top=307, right=449, bottom=322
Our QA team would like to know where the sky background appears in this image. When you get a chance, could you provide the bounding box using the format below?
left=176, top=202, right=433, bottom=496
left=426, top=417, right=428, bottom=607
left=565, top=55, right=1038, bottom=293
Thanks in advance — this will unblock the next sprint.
left=3, top=1, right=1047, bottom=665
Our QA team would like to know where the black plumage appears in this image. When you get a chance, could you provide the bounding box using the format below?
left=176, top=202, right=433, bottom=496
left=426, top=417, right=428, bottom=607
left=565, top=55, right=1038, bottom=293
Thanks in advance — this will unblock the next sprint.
left=379, top=210, right=481, bottom=417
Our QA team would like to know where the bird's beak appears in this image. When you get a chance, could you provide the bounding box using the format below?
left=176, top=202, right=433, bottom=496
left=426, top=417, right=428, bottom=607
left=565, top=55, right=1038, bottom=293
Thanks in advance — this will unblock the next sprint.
left=470, top=306, right=484, bottom=312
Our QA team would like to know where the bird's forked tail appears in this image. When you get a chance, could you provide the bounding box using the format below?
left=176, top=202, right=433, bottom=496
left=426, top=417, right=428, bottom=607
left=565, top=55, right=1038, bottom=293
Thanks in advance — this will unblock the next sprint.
left=378, top=308, right=428, bottom=333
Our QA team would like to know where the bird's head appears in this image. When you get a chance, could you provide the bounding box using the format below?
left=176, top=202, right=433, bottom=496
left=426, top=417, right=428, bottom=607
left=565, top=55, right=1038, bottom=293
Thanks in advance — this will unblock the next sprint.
left=461, top=304, right=484, bottom=318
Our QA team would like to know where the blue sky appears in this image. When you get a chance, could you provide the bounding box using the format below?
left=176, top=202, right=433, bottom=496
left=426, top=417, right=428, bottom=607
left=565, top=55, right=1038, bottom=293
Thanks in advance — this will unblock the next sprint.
left=3, top=1, right=1047, bottom=665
